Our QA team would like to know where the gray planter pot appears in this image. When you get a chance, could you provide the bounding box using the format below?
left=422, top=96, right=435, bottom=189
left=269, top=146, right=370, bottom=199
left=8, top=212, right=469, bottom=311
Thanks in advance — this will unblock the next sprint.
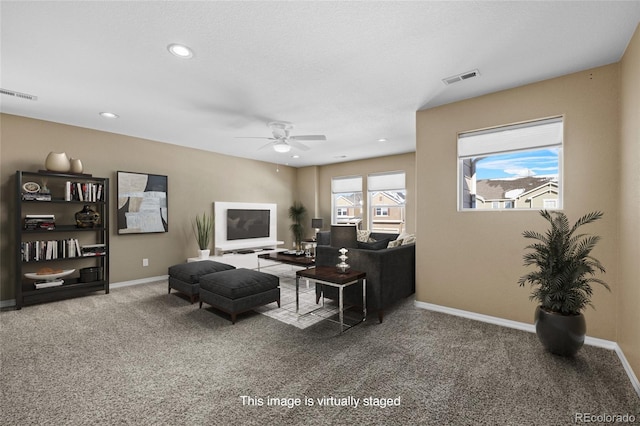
left=534, top=306, right=586, bottom=356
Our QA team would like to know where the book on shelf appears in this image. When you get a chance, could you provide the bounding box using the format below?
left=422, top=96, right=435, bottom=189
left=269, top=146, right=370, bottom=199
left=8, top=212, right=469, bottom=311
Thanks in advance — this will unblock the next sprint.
left=22, top=193, right=52, bottom=201
left=35, top=280, right=64, bottom=289
left=23, top=215, right=56, bottom=231
left=81, top=244, right=106, bottom=256
left=65, top=181, right=104, bottom=202
left=21, top=238, right=84, bottom=262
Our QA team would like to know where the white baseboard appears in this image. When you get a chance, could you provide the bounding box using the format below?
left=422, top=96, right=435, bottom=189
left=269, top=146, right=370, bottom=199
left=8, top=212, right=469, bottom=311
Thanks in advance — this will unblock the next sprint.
left=109, top=275, right=168, bottom=289
left=415, top=301, right=640, bottom=398
left=614, top=345, right=640, bottom=398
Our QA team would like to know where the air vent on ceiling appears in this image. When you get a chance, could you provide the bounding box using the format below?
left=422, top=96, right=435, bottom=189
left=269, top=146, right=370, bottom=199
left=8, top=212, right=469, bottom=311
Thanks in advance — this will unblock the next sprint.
left=0, top=88, right=38, bottom=101
left=442, top=69, right=480, bottom=86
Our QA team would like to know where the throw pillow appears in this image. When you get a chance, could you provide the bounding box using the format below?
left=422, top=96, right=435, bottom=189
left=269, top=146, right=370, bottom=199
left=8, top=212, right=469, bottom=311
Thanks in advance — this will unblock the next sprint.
left=387, top=238, right=403, bottom=248
left=398, top=232, right=416, bottom=245
left=357, top=230, right=371, bottom=243
left=357, top=238, right=390, bottom=250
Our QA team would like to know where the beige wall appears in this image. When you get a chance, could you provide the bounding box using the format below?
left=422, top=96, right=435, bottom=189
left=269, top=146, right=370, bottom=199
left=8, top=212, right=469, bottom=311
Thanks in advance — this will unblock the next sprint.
left=619, top=24, right=640, bottom=384
left=294, top=165, right=320, bottom=240
left=308, top=152, right=416, bottom=234
left=0, top=114, right=298, bottom=298
left=416, top=64, right=620, bottom=341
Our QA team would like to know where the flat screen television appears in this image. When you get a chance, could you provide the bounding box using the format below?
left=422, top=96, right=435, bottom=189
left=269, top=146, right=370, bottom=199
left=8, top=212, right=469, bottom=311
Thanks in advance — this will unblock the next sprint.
left=226, top=209, right=270, bottom=240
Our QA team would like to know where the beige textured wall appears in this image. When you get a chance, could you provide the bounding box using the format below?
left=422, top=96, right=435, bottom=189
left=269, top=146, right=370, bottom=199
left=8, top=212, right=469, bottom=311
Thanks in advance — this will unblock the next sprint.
left=619, top=24, right=640, bottom=383
left=295, top=165, right=320, bottom=240
left=416, top=64, right=620, bottom=340
left=0, top=114, right=297, bottom=299
left=311, top=152, right=416, bottom=234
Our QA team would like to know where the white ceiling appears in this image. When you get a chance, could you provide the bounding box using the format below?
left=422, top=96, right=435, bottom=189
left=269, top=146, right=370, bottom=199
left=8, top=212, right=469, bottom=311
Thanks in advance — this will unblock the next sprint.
left=2, top=1, right=639, bottom=167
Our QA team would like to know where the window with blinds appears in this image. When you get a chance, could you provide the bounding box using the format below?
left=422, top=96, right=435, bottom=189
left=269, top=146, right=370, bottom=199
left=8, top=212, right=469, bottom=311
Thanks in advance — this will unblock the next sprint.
left=331, top=175, right=363, bottom=225
left=458, top=117, right=563, bottom=211
left=367, top=171, right=406, bottom=233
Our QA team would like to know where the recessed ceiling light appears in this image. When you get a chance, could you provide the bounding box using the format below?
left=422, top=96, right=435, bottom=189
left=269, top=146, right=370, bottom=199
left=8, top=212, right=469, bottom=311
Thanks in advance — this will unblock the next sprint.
left=99, top=112, right=119, bottom=119
left=377, top=138, right=388, bottom=143
left=167, top=43, right=193, bottom=58
left=291, top=154, right=300, bottom=159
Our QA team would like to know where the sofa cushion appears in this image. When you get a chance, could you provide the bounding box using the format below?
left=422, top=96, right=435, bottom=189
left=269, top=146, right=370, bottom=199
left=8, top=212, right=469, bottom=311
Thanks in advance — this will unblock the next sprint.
left=316, top=231, right=331, bottom=245
left=358, top=238, right=390, bottom=250
left=387, top=238, right=403, bottom=248
left=399, top=232, right=416, bottom=245
left=357, top=230, right=371, bottom=242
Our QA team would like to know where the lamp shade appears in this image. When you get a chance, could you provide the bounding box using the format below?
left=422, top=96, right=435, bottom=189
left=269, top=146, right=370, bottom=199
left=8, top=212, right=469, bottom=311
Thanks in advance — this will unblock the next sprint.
left=330, top=225, right=357, bottom=248
left=311, top=218, right=323, bottom=229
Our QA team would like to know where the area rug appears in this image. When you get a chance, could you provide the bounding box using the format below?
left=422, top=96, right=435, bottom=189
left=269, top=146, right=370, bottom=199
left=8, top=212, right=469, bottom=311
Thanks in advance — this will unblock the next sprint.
left=253, top=264, right=363, bottom=330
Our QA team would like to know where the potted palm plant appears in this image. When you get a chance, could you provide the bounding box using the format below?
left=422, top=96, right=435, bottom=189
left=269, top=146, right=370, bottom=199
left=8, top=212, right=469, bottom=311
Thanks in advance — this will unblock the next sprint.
left=288, top=201, right=307, bottom=253
left=193, top=212, right=213, bottom=259
left=518, top=210, right=609, bottom=356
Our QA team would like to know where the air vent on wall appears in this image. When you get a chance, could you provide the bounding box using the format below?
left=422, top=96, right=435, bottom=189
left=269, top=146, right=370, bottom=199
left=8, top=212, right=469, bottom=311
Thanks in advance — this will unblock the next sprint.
left=442, top=69, right=480, bottom=86
left=0, top=88, right=38, bottom=101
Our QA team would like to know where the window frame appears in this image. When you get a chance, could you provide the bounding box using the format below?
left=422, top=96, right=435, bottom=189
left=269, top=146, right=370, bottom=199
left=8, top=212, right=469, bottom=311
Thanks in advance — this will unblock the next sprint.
left=457, top=116, right=564, bottom=212
left=367, top=171, right=406, bottom=233
left=331, top=175, right=363, bottom=225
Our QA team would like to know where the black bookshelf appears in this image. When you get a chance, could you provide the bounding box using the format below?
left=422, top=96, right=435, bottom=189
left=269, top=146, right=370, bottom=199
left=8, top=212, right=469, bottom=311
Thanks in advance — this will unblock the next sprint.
left=14, top=171, right=110, bottom=308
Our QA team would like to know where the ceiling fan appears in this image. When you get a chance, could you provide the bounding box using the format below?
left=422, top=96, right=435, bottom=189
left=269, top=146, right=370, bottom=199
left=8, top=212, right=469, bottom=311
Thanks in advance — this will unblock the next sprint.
left=237, top=121, right=327, bottom=153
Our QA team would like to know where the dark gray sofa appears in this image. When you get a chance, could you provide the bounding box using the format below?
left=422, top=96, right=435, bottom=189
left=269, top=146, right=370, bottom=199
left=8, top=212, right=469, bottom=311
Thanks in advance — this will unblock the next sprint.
left=314, top=231, right=415, bottom=323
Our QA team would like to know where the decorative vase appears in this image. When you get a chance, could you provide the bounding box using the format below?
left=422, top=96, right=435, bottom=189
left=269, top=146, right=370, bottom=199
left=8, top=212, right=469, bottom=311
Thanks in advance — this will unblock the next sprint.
left=44, top=152, right=71, bottom=172
left=534, top=306, right=586, bottom=357
left=198, top=249, right=210, bottom=259
left=75, top=205, right=100, bottom=228
left=335, top=247, right=350, bottom=273
left=69, top=158, right=84, bottom=174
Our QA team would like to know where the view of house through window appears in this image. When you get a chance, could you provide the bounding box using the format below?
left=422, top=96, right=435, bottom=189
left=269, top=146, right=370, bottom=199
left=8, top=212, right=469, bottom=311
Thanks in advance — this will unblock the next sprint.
left=458, top=117, right=563, bottom=210
left=331, top=173, right=406, bottom=232
left=368, top=171, right=406, bottom=233
left=331, top=176, right=363, bottom=226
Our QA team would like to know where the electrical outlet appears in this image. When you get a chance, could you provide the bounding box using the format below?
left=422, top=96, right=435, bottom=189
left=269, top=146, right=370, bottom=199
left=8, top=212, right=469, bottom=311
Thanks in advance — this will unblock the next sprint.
left=142, top=258, right=149, bottom=267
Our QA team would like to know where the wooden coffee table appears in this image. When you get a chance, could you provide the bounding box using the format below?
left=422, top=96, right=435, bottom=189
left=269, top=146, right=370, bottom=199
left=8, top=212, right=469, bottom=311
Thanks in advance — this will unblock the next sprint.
left=257, top=251, right=315, bottom=270
left=295, top=266, right=366, bottom=333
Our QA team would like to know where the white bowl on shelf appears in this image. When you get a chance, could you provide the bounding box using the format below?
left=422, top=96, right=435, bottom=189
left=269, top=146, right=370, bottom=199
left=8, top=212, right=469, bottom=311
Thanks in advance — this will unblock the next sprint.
left=25, top=269, right=75, bottom=281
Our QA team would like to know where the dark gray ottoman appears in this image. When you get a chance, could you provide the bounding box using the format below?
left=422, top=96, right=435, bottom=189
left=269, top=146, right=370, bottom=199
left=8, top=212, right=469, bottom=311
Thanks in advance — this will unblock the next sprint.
left=168, top=261, right=236, bottom=303
left=199, top=268, right=280, bottom=324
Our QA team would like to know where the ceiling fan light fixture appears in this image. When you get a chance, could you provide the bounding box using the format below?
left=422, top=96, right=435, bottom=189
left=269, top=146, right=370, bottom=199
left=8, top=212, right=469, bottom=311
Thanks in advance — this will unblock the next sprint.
left=273, top=142, right=291, bottom=153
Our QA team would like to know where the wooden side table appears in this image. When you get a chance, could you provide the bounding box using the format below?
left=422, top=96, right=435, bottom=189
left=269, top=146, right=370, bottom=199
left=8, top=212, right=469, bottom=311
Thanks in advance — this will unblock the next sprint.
left=295, top=266, right=366, bottom=333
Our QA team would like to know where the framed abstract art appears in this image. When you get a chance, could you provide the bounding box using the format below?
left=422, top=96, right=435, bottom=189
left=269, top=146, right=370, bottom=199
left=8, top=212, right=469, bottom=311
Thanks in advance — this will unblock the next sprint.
left=116, top=171, right=168, bottom=234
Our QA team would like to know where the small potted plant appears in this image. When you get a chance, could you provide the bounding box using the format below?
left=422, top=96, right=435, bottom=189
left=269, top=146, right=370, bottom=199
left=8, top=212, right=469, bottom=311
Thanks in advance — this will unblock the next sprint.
left=193, top=212, right=213, bottom=259
left=518, top=210, right=609, bottom=356
left=288, top=201, right=307, bottom=253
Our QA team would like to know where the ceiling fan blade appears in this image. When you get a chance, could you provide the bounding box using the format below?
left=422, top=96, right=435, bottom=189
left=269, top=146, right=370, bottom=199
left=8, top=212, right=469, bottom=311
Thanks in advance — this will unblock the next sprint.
left=289, top=135, right=327, bottom=141
left=258, top=141, right=275, bottom=150
left=235, top=136, right=275, bottom=140
left=287, top=140, right=310, bottom=151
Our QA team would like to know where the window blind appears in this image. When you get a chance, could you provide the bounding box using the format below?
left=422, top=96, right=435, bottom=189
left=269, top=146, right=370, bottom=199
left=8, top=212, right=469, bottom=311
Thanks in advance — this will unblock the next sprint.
left=331, top=176, right=362, bottom=193
left=458, top=116, right=563, bottom=159
left=367, top=171, right=406, bottom=191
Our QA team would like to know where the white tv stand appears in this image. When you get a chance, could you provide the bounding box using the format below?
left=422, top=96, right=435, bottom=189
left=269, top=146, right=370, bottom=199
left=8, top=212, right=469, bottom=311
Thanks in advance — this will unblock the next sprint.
left=214, top=240, right=284, bottom=256
left=188, top=247, right=283, bottom=269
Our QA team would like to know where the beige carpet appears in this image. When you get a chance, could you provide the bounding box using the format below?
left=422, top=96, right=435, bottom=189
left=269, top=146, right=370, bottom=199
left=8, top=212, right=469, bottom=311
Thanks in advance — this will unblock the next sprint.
left=1, top=272, right=638, bottom=425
